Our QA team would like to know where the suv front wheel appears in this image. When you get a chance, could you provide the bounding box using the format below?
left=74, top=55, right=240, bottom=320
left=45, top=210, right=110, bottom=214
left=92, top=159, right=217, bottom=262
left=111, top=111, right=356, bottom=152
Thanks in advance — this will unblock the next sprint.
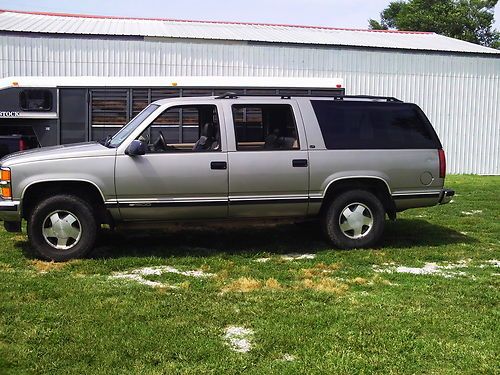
left=323, top=190, right=385, bottom=249
left=27, top=195, right=97, bottom=261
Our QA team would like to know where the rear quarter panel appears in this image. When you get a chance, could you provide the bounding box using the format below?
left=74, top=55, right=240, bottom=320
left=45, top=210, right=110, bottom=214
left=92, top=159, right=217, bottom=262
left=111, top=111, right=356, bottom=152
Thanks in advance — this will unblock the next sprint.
left=296, top=98, right=445, bottom=212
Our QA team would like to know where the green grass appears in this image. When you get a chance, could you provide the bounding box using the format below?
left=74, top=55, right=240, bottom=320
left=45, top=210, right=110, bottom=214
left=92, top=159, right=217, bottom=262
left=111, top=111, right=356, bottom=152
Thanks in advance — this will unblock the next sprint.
left=1, top=175, right=499, bottom=374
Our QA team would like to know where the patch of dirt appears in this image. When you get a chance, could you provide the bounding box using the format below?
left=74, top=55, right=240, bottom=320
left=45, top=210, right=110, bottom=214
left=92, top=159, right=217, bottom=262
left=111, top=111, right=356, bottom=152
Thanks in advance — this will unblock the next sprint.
left=280, top=253, right=316, bottom=261
left=254, top=253, right=317, bottom=263
left=461, top=210, right=483, bottom=215
left=301, top=278, right=349, bottom=294
left=220, top=277, right=282, bottom=292
left=224, top=326, right=253, bottom=353
left=482, top=259, right=500, bottom=268
left=254, top=257, right=271, bottom=263
left=351, top=277, right=369, bottom=285
left=264, top=278, right=282, bottom=290
left=29, top=259, right=77, bottom=273
left=137, top=266, right=214, bottom=278
left=112, top=273, right=170, bottom=288
left=300, top=262, right=341, bottom=278
left=222, top=277, right=262, bottom=293
left=370, top=274, right=396, bottom=286
left=279, top=354, right=296, bottom=362
left=110, top=265, right=214, bottom=288
left=373, top=260, right=471, bottom=278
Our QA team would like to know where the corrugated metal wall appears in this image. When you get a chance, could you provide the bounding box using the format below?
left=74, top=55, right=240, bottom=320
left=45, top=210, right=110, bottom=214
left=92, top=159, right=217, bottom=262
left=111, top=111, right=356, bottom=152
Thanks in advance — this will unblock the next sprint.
left=1, top=34, right=499, bottom=174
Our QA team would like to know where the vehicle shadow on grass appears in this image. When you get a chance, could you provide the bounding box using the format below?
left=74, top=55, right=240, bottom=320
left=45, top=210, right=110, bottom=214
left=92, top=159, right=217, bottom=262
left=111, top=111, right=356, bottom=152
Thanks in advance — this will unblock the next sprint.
left=14, top=219, right=476, bottom=261
left=82, top=218, right=476, bottom=260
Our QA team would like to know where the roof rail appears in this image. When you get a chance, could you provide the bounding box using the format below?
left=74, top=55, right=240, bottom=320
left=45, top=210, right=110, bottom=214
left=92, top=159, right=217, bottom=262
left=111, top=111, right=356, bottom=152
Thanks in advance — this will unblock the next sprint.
left=332, top=95, right=402, bottom=102
left=215, top=91, right=295, bottom=99
left=214, top=92, right=402, bottom=102
left=215, top=92, right=239, bottom=99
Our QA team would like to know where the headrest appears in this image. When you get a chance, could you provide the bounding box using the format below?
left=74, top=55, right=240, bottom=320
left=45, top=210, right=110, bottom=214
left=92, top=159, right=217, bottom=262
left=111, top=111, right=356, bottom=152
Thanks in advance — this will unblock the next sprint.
left=202, top=122, right=215, bottom=138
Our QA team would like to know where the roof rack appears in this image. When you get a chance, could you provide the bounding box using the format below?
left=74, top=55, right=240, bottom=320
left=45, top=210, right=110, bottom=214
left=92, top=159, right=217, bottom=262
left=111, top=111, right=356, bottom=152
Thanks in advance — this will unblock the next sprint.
left=214, top=92, right=402, bottom=102
left=215, top=92, right=239, bottom=99
left=214, top=91, right=294, bottom=99
left=332, top=95, right=402, bottom=102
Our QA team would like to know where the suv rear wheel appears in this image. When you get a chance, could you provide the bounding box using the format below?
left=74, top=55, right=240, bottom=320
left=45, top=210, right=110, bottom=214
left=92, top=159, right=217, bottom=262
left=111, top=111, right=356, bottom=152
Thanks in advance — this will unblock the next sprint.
left=27, top=195, right=97, bottom=261
left=323, top=190, right=385, bottom=249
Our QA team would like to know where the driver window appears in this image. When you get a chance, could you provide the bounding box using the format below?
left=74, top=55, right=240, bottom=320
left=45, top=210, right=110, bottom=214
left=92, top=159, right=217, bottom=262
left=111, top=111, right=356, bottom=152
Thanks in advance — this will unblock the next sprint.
left=138, top=105, right=221, bottom=153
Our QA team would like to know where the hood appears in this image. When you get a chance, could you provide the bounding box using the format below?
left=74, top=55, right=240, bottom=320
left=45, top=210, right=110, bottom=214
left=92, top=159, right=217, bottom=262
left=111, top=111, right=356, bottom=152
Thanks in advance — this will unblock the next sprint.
left=0, top=142, right=115, bottom=166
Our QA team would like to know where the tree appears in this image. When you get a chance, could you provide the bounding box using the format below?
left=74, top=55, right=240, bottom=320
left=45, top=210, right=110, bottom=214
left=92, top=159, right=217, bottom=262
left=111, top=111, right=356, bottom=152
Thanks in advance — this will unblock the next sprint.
left=492, top=31, right=500, bottom=48
left=369, top=0, right=499, bottom=48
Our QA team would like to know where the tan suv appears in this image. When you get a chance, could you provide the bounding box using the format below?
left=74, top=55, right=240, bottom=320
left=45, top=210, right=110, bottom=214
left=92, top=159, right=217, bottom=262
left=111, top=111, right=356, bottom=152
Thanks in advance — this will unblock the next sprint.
left=0, top=94, right=454, bottom=261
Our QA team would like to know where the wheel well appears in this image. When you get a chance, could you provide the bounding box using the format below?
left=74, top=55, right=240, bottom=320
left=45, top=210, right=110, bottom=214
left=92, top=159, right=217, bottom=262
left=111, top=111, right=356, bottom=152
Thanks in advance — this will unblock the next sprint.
left=22, top=181, right=110, bottom=224
left=320, top=178, right=396, bottom=219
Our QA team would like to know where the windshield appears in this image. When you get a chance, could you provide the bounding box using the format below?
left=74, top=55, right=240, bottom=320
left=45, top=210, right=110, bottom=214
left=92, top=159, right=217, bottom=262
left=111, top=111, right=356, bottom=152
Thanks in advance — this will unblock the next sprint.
left=107, top=104, right=159, bottom=148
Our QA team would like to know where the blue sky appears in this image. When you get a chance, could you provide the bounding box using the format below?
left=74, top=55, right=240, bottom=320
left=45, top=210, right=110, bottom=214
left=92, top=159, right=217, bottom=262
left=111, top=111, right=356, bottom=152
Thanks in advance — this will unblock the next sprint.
left=0, top=0, right=498, bottom=29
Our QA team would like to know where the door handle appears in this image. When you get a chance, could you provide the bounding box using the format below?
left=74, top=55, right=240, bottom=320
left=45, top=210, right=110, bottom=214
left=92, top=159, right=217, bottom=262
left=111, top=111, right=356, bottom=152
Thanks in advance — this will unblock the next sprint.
left=292, top=159, right=308, bottom=167
left=211, top=161, right=227, bottom=170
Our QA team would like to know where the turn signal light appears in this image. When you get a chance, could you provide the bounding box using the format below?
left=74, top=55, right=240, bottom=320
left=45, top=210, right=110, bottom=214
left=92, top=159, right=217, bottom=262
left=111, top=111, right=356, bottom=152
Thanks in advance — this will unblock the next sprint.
left=0, top=168, right=10, bottom=181
left=1, top=167, right=12, bottom=199
left=1, top=187, right=11, bottom=199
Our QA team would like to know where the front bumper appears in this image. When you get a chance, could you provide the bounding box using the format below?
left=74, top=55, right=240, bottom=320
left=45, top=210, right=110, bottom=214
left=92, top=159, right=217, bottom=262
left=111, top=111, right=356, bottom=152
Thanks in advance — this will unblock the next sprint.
left=0, top=199, right=21, bottom=222
left=438, top=189, right=455, bottom=205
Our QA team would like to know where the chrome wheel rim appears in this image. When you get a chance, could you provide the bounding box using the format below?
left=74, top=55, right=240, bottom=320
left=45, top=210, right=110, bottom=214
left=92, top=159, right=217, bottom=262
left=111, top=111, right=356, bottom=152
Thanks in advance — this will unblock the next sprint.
left=42, top=210, right=82, bottom=250
left=338, top=202, right=374, bottom=239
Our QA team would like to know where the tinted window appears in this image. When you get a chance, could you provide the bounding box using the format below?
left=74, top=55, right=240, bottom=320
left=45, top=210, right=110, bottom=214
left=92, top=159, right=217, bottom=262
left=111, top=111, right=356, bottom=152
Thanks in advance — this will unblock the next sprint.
left=312, top=101, right=439, bottom=149
left=232, top=104, right=299, bottom=151
left=19, top=90, right=52, bottom=111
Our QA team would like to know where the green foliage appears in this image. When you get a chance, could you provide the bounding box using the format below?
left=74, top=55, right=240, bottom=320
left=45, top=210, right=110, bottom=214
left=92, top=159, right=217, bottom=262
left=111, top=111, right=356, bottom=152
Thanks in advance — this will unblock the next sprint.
left=492, top=31, right=500, bottom=48
left=369, top=0, right=499, bottom=47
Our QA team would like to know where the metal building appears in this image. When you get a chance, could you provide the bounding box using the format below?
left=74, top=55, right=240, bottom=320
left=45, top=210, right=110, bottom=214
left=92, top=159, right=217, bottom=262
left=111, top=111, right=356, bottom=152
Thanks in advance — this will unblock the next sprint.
left=0, top=9, right=499, bottom=174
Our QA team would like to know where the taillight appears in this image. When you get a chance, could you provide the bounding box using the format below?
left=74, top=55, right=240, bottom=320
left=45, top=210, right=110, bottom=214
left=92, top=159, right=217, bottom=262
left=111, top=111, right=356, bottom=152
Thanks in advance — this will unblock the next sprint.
left=0, top=167, right=12, bottom=199
left=438, top=149, right=446, bottom=179
left=19, top=138, right=26, bottom=151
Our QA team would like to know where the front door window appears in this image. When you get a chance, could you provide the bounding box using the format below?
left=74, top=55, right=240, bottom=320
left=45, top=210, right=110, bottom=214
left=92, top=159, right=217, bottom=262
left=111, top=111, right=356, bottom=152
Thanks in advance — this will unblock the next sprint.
left=138, top=105, right=221, bottom=153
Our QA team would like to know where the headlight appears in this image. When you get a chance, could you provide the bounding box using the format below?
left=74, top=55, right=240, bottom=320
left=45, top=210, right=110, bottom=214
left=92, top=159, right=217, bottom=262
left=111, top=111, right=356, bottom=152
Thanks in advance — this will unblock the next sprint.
left=0, top=167, right=12, bottom=200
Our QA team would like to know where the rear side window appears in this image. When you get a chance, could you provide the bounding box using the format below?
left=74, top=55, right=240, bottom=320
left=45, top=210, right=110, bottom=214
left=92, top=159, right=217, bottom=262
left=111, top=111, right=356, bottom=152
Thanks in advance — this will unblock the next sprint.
left=311, top=101, right=440, bottom=149
left=232, top=104, right=299, bottom=151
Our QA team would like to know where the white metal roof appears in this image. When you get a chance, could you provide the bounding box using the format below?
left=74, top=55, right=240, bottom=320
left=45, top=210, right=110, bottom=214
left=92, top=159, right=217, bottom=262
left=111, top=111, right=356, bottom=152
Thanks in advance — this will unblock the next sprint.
left=1, top=9, right=499, bottom=55
left=0, top=76, right=344, bottom=90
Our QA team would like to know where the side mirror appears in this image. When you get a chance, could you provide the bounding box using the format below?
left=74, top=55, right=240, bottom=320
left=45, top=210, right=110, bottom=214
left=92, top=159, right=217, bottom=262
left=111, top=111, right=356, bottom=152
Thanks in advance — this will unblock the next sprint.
left=125, top=140, right=147, bottom=156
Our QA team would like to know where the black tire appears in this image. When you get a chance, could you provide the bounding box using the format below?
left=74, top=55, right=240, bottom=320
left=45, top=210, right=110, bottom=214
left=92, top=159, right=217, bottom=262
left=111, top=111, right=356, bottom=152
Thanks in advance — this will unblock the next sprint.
left=27, top=194, right=97, bottom=261
left=322, top=189, right=385, bottom=249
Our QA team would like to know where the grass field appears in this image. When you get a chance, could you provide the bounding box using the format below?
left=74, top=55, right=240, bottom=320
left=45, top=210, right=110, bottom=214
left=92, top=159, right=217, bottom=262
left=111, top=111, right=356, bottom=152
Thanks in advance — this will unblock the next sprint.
left=0, top=175, right=499, bottom=374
